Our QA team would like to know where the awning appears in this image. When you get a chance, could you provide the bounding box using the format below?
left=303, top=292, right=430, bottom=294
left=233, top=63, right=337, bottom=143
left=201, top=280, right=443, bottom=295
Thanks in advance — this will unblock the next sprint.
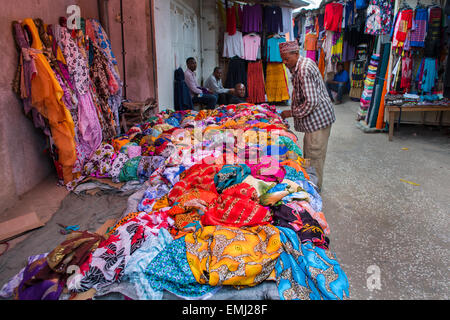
left=231, top=0, right=313, bottom=9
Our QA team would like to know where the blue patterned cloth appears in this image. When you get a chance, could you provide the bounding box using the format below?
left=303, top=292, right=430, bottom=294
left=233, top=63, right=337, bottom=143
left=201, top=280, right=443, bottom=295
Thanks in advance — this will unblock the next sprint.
left=275, top=227, right=350, bottom=300
left=144, top=236, right=218, bottom=299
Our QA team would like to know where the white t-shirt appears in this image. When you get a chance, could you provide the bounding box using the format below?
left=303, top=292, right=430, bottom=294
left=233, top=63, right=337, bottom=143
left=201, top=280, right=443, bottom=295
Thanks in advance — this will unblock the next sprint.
left=223, top=31, right=244, bottom=58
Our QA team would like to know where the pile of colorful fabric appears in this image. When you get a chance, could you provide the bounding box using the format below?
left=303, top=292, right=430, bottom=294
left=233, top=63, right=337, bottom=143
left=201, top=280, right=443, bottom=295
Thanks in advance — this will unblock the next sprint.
left=2, top=104, right=349, bottom=300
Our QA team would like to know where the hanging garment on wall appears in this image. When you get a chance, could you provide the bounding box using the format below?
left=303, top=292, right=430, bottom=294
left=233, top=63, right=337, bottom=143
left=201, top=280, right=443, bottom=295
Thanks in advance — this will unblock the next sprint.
left=223, top=31, right=244, bottom=58
left=324, top=2, right=344, bottom=32
left=365, top=0, right=394, bottom=35
left=349, top=60, right=366, bottom=100
left=225, top=57, right=247, bottom=89
left=281, top=7, right=294, bottom=38
left=423, top=7, right=442, bottom=58
left=226, top=6, right=237, bottom=36
left=409, top=8, right=428, bottom=48
left=400, top=54, right=412, bottom=91
left=242, top=3, right=263, bottom=33
left=266, top=36, right=286, bottom=62
left=21, top=19, right=77, bottom=183
left=264, top=5, right=283, bottom=34
left=247, top=61, right=266, bottom=104
left=243, top=33, right=261, bottom=61
left=265, top=63, right=290, bottom=102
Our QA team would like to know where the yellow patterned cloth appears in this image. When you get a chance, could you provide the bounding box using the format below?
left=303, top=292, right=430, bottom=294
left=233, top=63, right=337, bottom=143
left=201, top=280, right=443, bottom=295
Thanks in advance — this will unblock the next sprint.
left=265, top=63, right=290, bottom=103
left=185, top=225, right=282, bottom=287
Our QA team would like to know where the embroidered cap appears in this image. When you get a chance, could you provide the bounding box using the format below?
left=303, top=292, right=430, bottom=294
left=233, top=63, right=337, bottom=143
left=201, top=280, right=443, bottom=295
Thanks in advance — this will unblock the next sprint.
left=279, top=40, right=300, bottom=55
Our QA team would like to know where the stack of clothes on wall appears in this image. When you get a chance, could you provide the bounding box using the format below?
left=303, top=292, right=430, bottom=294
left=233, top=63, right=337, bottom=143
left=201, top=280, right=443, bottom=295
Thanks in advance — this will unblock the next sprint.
left=1, top=103, right=349, bottom=301
left=385, top=1, right=450, bottom=107
left=293, top=0, right=377, bottom=85
left=219, top=1, right=293, bottom=104
left=11, top=17, right=122, bottom=187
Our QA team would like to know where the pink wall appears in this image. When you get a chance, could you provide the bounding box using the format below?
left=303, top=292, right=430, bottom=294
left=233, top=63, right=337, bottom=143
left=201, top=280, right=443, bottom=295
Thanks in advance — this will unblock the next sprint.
left=107, top=0, right=158, bottom=103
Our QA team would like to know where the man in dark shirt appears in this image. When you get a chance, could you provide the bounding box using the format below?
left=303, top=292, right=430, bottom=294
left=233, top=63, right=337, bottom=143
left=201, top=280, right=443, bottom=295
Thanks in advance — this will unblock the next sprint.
left=325, top=62, right=350, bottom=105
left=227, top=83, right=247, bottom=104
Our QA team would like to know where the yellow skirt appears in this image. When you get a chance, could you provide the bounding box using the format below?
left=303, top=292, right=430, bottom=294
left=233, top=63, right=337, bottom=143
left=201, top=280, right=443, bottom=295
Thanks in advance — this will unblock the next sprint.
left=265, top=63, right=290, bottom=103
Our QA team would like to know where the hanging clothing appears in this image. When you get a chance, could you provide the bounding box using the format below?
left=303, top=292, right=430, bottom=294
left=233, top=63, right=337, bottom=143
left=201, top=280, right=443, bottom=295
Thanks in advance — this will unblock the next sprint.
left=324, top=2, right=344, bottom=32
left=266, top=36, right=286, bottom=62
left=21, top=19, right=77, bottom=183
left=242, top=4, right=263, bottom=33
left=223, top=31, right=244, bottom=59
left=225, top=57, right=247, bottom=89
left=365, top=0, right=394, bottom=35
left=265, top=63, right=290, bottom=102
left=281, top=7, right=294, bottom=38
left=247, top=61, right=266, bottom=104
left=410, top=8, right=428, bottom=48
left=226, top=6, right=237, bottom=35
left=243, top=33, right=261, bottom=61
left=400, top=54, right=412, bottom=91
left=264, top=5, right=283, bottom=33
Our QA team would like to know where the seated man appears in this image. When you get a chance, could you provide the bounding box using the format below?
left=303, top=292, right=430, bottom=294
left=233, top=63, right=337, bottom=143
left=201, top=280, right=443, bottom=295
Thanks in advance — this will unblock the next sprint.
left=326, top=62, right=350, bottom=105
left=184, top=57, right=217, bottom=109
left=204, top=67, right=235, bottom=105
left=227, top=83, right=247, bottom=104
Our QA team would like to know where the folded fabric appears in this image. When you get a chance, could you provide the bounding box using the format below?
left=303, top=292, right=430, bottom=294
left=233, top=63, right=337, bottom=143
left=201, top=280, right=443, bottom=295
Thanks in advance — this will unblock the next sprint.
left=143, top=235, right=218, bottom=299
left=201, top=182, right=272, bottom=227
left=248, top=155, right=286, bottom=183
left=119, top=156, right=143, bottom=182
left=214, top=164, right=251, bottom=193
left=127, top=145, right=142, bottom=159
left=185, top=225, right=282, bottom=287
left=275, top=227, right=349, bottom=300
left=271, top=204, right=329, bottom=249
left=67, top=211, right=173, bottom=293
left=136, top=156, right=166, bottom=184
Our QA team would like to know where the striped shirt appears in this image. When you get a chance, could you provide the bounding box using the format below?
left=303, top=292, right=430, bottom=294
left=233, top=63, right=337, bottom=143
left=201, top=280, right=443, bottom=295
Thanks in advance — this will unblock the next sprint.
left=291, top=56, right=336, bottom=133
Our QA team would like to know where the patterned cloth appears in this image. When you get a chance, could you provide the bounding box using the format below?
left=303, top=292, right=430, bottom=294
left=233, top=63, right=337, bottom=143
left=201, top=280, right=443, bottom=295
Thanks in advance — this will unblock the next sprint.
left=275, top=227, right=350, bottom=300
left=185, top=225, right=282, bottom=287
left=201, top=182, right=272, bottom=227
left=290, top=56, right=336, bottom=133
left=144, top=235, right=218, bottom=299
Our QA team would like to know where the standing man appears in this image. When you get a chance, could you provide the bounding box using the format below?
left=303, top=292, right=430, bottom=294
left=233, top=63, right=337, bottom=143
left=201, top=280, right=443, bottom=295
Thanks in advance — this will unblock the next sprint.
left=204, top=67, right=235, bottom=105
left=325, top=61, right=350, bottom=105
left=184, top=57, right=218, bottom=109
left=279, top=41, right=336, bottom=192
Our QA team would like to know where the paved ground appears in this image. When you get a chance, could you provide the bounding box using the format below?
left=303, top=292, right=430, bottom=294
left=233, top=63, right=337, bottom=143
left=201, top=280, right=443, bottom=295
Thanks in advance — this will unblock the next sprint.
left=1, top=100, right=449, bottom=300
left=280, top=101, right=449, bottom=300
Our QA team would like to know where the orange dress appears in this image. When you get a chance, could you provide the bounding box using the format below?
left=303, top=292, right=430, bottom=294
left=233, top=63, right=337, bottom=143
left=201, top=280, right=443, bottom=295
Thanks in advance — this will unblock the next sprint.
left=22, top=19, right=77, bottom=183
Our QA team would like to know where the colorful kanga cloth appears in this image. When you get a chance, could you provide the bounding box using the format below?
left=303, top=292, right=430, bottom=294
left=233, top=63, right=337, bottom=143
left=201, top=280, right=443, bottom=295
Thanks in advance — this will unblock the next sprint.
left=275, top=227, right=350, bottom=300
left=83, top=142, right=116, bottom=178
left=201, top=182, right=272, bottom=227
left=119, top=156, right=143, bottom=182
left=143, top=235, right=218, bottom=299
left=271, top=205, right=329, bottom=249
left=67, top=211, right=174, bottom=293
left=214, top=164, right=251, bottom=193
left=185, top=225, right=282, bottom=287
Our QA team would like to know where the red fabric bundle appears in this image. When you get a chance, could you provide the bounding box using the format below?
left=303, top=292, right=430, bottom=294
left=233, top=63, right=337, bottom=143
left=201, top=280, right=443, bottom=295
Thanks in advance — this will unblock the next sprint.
left=201, top=182, right=272, bottom=227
